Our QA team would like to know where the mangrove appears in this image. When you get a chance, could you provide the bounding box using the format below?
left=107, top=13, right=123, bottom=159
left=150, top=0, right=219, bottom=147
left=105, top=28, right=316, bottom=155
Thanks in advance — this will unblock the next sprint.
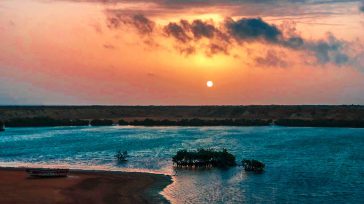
left=4, top=117, right=89, bottom=127
left=115, top=150, right=128, bottom=162
left=90, top=119, right=114, bottom=126
left=119, top=118, right=271, bottom=126
left=172, top=149, right=236, bottom=168
left=275, top=119, right=364, bottom=128
left=242, top=159, right=265, bottom=172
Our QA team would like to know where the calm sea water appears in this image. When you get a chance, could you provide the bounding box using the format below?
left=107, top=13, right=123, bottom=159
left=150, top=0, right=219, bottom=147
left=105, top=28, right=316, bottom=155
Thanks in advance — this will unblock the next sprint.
left=0, top=126, right=363, bottom=203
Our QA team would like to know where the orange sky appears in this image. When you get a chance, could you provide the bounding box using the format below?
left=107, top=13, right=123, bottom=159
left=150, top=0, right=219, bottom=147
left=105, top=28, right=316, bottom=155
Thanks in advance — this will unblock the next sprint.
left=0, top=0, right=364, bottom=105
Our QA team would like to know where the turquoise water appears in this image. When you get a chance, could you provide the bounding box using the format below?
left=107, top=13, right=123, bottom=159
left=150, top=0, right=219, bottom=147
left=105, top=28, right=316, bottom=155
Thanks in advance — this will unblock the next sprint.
left=0, top=126, right=363, bottom=203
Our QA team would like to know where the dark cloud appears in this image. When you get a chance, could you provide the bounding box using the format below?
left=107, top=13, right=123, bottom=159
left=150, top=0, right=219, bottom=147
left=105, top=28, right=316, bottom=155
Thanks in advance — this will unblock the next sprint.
left=163, top=22, right=191, bottom=43
left=162, top=19, right=230, bottom=55
left=131, top=14, right=155, bottom=35
left=190, top=20, right=217, bottom=39
left=306, top=34, right=349, bottom=65
left=107, top=13, right=357, bottom=67
left=360, top=3, right=364, bottom=12
left=282, top=37, right=305, bottom=49
left=107, top=13, right=155, bottom=35
left=207, top=43, right=229, bottom=56
left=255, top=50, right=287, bottom=68
left=225, top=18, right=281, bottom=43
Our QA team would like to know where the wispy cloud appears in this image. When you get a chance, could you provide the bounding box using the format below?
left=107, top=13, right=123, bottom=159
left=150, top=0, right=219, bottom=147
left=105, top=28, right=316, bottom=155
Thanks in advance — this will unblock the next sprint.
left=106, top=13, right=360, bottom=68
left=60, top=0, right=361, bottom=18
left=255, top=50, right=288, bottom=68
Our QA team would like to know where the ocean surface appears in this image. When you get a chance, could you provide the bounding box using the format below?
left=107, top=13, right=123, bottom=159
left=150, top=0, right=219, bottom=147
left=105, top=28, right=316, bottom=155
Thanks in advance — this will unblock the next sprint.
left=0, top=126, right=363, bottom=203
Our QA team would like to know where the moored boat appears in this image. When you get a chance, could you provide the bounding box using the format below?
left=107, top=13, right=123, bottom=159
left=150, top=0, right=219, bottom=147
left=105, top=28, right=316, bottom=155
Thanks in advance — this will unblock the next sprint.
left=26, top=168, right=69, bottom=177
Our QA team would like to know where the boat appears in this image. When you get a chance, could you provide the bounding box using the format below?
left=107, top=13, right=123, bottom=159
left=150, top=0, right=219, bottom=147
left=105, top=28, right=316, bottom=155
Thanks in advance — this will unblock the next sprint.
left=26, top=168, right=69, bottom=177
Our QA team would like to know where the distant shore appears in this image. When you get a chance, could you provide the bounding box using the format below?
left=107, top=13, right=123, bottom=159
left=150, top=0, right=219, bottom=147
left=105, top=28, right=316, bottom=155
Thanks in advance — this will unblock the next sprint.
left=1, top=105, right=364, bottom=128
left=0, top=167, right=172, bottom=204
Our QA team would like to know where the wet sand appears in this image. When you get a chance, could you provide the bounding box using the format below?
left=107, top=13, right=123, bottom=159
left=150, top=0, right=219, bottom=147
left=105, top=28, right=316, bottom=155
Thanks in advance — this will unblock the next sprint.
left=0, top=168, right=172, bottom=204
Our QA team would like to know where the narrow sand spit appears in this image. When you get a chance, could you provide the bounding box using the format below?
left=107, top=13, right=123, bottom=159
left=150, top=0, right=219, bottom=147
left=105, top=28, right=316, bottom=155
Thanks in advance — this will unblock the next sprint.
left=0, top=168, right=172, bottom=204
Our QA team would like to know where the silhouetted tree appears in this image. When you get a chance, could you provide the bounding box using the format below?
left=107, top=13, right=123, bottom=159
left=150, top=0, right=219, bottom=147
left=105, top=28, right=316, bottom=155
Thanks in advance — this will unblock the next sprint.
left=172, top=148, right=236, bottom=168
left=115, top=150, right=128, bottom=162
left=0, top=121, right=4, bottom=131
left=118, top=119, right=129, bottom=125
left=242, top=159, right=265, bottom=172
left=90, top=119, right=113, bottom=126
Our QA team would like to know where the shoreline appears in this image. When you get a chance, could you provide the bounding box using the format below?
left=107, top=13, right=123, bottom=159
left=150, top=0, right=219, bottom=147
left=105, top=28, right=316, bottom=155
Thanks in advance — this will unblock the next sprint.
left=2, top=105, right=364, bottom=129
left=0, top=167, right=173, bottom=204
left=2, top=118, right=364, bottom=129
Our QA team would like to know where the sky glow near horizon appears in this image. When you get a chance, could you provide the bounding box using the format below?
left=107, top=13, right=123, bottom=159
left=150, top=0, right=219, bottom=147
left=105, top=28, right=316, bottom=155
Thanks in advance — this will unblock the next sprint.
left=0, top=0, right=364, bottom=105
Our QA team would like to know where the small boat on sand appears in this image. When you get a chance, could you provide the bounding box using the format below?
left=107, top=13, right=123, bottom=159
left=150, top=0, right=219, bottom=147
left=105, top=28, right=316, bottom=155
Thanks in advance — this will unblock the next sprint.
left=26, top=168, right=69, bottom=177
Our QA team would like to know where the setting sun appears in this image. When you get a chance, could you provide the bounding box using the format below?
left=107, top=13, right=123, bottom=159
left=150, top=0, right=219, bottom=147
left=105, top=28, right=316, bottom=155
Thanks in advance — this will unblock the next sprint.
left=207, top=81, right=214, bottom=88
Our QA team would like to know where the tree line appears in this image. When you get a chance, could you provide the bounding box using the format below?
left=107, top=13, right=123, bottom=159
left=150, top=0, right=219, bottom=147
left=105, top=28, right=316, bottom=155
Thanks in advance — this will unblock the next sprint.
left=2, top=117, right=113, bottom=127
left=275, top=119, right=364, bottom=128
left=2, top=117, right=364, bottom=128
left=119, top=118, right=271, bottom=126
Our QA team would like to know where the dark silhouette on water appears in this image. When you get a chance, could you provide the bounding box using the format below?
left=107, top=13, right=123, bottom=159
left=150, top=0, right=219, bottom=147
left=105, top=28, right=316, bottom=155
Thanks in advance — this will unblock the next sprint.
left=242, top=159, right=265, bottom=172
left=0, top=121, right=4, bottom=131
left=115, top=150, right=128, bottom=162
left=172, top=149, right=236, bottom=168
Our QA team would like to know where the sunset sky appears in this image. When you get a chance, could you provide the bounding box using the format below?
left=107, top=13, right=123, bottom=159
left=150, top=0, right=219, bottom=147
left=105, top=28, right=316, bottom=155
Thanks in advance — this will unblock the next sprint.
left=0, top=0, right=364, bottom=105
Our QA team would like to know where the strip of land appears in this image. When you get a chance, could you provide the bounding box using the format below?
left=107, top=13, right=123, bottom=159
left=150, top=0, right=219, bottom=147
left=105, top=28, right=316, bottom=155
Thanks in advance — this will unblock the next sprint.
left=0, top=168, right=172, bottom=204
left=1, top=105, right=364, bottom=128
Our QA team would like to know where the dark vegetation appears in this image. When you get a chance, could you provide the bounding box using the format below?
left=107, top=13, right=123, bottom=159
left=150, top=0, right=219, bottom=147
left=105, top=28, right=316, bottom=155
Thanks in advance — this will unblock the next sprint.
left=119, top=118, right=270, bottom=126
left=90, top=119, right=114, bottom=126
left=4, top=117, right=89, bottom=127
left=242, top=159, right=265, bottom=172
left=1, top=105, right=364, bottom=128
left=2, top=105, right=364, bottom=122
left=3, top=117, right=116, bottom=127
left=0, top=121, right=4, bottom=131
left=172, top=149, right=236, bottom=168
left=115, top=150, right=128, bottom=162
left=275, top=119, right=364, bottom=128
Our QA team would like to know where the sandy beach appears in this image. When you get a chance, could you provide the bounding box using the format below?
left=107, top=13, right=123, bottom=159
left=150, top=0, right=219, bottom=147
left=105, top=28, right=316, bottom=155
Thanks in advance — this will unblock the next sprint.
left=0, top=168, right=172, bottom=204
